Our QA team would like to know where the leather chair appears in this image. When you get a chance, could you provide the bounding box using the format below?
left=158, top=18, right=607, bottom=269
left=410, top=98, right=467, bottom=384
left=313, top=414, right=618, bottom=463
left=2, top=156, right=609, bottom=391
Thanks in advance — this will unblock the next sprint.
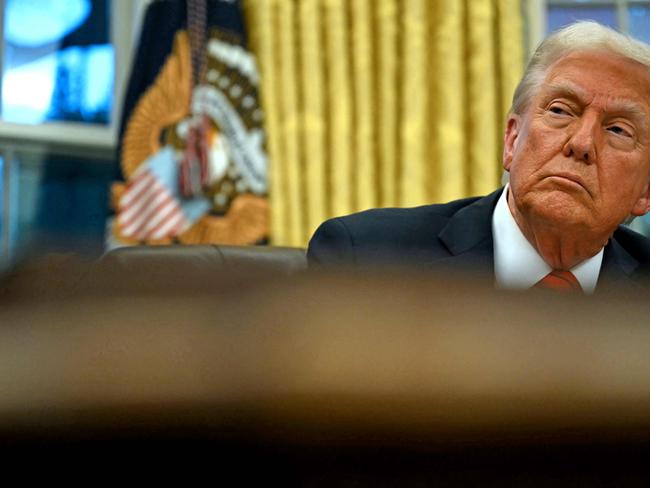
left=0, top=245, right=307, bottom=301
left=101, top=244, right=307, bottom=275
left=92, top=244, right=308, bottom=294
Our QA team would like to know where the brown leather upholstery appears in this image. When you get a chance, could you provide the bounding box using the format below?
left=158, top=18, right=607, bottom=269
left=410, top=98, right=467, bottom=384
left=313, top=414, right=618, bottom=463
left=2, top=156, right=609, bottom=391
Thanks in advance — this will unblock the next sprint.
left=101, top=244, right=306, bottom=273
left=93, top=244, right=307, bottom=294
left=0, top=245, right=307, bottom=301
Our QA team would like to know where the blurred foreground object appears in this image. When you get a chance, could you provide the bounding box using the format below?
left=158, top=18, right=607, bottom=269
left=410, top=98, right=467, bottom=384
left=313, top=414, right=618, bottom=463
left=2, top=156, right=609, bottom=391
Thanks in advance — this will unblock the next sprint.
left=1, top=251, right=650, bottom=484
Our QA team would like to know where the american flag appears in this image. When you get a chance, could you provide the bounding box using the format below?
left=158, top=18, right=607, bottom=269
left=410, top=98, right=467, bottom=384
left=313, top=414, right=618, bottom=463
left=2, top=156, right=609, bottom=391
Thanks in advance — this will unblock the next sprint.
left=117, top=147, right=210, bottom=241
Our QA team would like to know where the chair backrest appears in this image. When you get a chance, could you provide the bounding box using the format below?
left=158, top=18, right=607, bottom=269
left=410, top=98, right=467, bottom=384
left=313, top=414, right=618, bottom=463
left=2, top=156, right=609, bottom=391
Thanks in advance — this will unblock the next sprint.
left=102, top=244, right=307, bottom=273
left=94, top=244, right=308, bottom=294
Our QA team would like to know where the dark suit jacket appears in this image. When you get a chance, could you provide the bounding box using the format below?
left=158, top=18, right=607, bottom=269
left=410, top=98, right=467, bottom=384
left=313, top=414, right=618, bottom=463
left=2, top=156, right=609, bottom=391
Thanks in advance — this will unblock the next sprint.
left=307, top=188, right=650, bottom=293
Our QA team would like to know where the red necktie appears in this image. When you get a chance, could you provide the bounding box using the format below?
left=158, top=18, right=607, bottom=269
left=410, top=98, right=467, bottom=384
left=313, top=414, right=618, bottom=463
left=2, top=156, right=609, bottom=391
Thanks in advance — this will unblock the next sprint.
left=534, top=270, right=582, bottom=293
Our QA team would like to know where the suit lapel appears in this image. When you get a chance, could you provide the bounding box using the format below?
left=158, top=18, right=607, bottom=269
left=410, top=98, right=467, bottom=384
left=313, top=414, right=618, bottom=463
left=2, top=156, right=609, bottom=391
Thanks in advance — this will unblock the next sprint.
left=432, top=188, right=503, bottom=276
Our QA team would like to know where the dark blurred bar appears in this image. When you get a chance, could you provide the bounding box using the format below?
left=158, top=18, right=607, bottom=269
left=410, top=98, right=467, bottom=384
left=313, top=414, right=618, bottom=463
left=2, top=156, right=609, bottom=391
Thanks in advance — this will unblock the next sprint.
left=1, top=255, right=649, bottom=484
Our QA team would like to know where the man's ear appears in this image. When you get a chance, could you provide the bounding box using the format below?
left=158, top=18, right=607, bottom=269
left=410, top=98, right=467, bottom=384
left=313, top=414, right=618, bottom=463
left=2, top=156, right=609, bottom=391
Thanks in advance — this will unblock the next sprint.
left=502, top=114, right=520, bottom=172
left=631, top=179, right=650, bottom=217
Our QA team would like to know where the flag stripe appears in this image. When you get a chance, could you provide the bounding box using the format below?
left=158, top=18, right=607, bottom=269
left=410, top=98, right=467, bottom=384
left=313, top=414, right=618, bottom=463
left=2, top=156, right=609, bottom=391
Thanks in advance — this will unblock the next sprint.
left=120, top=171, right=156, bottom=208
left=140, top=197, right=178, bottom=236
left=117, top=161, right=193, bottom=241
left=150, top=210, right=186, bottom=240
left=119, top=175, right=161, bottom=222
left=119, top=181, right=167, bottom=230
left=133, top=197, right=178, bottom=239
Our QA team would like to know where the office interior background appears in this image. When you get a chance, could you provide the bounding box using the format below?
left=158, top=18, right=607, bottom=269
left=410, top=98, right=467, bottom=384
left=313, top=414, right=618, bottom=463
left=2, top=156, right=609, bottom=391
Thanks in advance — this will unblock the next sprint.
left=1, top=0, right=650, bottom=271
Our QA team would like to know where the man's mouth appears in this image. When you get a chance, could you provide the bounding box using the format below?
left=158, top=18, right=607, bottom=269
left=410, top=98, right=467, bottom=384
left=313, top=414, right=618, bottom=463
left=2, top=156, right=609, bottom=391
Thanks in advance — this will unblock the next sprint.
left=545, top=173, right=592, bottom=197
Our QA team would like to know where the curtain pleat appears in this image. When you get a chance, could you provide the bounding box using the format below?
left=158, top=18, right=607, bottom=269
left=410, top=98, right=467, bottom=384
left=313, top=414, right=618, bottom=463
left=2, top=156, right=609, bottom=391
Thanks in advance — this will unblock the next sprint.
left=299, top=0, right=328, bottom=238
left=351, top=0, right=377, bottom=210
left=246, top=0, right=524, bottom=246
left=375, top=0, right=399, bottom=207
left=277, top=0, right=305, bottom=245
left=399, top=0, right=428, bottom=207
left=497, top=0, right=525, bottom=122
left=246, top=0, right=287, bottom=244
left=324, top=0, right=354, bottom=221
left=430, top=0, right=466, bottom=202
left=467, top=0, right=500, bottom=196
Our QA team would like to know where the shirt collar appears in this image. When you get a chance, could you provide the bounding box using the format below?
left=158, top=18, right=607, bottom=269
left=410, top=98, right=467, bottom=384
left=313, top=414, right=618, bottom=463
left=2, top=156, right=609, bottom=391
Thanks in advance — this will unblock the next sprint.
left=492, top=184, right=603, bottom=293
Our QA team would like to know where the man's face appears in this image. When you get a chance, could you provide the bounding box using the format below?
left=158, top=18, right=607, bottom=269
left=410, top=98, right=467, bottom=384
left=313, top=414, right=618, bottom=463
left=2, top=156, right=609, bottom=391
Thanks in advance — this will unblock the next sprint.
left=503, top=50, right=650, bottom=242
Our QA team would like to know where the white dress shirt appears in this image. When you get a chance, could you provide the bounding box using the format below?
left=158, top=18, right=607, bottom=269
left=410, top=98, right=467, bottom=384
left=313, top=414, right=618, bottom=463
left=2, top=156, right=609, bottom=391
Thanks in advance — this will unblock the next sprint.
left=492, top=185, right=603, bottom=294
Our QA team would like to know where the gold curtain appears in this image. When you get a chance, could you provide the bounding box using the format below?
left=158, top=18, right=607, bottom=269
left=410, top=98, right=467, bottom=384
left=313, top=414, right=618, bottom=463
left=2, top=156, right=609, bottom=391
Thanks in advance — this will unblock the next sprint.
left=245, top=0, right=524, bottom=247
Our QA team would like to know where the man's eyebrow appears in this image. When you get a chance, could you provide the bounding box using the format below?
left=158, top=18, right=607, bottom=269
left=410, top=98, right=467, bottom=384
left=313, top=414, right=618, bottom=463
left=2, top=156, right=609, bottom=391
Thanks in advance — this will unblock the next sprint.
left=543, top=83, right=585, bottom=103
left=543, top=82, right=650, bottom=123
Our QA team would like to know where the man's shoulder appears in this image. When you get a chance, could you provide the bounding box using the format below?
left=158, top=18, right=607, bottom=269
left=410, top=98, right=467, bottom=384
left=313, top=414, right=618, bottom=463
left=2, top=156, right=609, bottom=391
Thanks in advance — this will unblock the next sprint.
left=307, top=195, right=487, bottom=266
left=602, top=225, right=650, bottom=291
left=340, top=197, right=480, bottom=228
left=613, top=225, right=650, bottom=265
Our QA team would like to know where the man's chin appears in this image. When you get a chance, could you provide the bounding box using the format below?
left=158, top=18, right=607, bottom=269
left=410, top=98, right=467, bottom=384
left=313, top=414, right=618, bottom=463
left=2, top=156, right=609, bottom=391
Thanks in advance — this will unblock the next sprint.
left=522, top=192, right=590, bottom=228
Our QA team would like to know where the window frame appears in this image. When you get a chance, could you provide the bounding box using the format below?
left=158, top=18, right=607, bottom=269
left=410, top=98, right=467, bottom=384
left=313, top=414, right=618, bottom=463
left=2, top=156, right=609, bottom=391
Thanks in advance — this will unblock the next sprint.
left=0, top=0, right=143, bottom=150
left=0, top=0, right=151, bottom=268
left=526, top=0, right=650, bottom=57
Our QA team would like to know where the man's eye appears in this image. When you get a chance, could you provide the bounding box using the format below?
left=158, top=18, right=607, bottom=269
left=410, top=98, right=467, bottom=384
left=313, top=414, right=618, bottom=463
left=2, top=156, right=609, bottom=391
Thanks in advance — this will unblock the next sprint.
left=549, top=106, right=569, bottom=115
left=607, top=125, right=632, bottom=137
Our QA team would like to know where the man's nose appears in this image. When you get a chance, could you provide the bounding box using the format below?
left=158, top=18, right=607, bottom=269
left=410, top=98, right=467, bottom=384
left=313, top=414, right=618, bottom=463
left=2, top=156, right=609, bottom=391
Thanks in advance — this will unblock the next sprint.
left=562, top=114, right=599, bottom=163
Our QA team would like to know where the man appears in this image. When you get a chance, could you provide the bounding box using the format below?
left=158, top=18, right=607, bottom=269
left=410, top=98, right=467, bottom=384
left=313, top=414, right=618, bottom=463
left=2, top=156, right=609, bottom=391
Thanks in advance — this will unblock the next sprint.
left=307, top=21, right=650, bottom=293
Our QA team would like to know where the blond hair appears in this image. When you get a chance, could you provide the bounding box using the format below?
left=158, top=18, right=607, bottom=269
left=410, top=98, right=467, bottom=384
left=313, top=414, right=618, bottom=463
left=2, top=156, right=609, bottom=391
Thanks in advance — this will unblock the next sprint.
left=511, top=21, right=650, bottom=115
